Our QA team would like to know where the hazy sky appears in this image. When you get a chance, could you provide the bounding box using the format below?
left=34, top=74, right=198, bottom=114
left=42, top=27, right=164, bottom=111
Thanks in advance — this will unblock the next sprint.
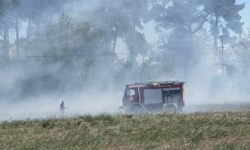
left=238, top=0, right=250, bottom=28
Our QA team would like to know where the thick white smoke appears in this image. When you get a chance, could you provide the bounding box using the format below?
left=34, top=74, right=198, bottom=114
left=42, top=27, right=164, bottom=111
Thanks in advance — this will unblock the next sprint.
left=0, top=0, right=249, bottom=121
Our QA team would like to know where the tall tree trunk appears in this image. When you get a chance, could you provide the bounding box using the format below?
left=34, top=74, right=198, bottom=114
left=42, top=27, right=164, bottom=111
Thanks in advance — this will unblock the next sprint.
left=184, top=31, right=193, bottom=79
left=27, top=17, right=32, bottom=38
left=15, top=17, right=20, bottom=57
left=112, top=25, right=118, bottom=53
left=128, top=20, right=137, bottom=63
left=213, top=15, right=219, bottom=52
left=3, top=26, right=9, bottom=57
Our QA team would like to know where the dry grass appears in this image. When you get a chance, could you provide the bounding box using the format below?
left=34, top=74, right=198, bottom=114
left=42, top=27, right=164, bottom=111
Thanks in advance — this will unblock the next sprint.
left=0, top=112, right=250, bottom=150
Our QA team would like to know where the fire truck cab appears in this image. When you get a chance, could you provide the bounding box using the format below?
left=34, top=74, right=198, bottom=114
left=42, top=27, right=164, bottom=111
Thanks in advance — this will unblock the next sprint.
left=122, top=81, right=184, bottom=113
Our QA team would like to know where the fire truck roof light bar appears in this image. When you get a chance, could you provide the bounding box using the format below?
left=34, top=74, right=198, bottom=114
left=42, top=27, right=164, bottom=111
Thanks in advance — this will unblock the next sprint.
left=132, top=81, right=184, bottom=85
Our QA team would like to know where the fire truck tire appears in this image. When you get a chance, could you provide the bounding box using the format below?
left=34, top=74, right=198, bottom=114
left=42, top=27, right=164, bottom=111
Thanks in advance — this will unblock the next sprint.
left=177, top=106, right=183, bottom=112
left=117, top=106, right=125, bottom=114
left=128, top=103, right=145, bottom=114
left=163, top=104, right=177, bottom=113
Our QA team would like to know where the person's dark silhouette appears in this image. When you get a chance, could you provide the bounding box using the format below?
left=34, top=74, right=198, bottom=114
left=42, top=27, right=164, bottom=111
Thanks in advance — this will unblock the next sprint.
left=60, top=101, right=65, bottom=117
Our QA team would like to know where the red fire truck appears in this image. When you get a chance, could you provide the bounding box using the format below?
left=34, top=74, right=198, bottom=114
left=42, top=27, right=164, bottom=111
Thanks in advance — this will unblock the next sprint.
left=122, top=81, right=185, bottom=113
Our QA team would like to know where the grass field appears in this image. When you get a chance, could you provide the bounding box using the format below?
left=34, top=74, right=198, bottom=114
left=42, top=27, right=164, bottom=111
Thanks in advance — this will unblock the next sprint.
left=0, top=112, right=250, bottom=150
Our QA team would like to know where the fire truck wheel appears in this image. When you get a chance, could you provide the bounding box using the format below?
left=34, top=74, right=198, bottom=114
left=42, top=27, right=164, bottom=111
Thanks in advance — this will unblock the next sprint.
left=177, top=106, right=183, bottom=112
left=128, top=104, right=145, bottom=114
left=117, top=106, right=125, bottom=114
left=163, top=104, right=177, bottom=113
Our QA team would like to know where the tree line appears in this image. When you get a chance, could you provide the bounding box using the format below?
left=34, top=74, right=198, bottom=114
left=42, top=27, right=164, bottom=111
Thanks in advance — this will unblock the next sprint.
left=0, top=0, right=248, bottom=99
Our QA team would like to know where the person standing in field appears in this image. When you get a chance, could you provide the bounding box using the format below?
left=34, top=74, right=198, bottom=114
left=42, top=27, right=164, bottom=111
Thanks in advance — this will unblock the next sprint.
left=60, top=100, right=65, bottom=118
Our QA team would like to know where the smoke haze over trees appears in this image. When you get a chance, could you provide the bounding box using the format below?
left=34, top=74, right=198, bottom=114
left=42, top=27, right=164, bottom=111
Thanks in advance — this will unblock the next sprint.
left=0, top=0, right=249, bottom=117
